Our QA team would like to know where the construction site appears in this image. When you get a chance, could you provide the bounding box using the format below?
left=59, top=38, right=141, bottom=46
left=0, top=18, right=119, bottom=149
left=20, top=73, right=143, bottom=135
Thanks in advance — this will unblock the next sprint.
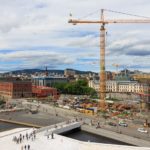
left=68, top=9, right=150, bottom=112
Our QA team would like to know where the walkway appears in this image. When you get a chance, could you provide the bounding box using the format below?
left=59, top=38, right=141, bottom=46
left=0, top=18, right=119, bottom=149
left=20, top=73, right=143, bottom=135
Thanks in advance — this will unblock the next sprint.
left=36, top=119, right=81, bottom=135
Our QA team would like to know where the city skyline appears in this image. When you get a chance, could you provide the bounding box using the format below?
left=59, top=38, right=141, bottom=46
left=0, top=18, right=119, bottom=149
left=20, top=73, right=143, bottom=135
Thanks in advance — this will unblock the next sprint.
left=2, top=67, right=149, bottom=75
left=0, top=0, right=150, bottom=73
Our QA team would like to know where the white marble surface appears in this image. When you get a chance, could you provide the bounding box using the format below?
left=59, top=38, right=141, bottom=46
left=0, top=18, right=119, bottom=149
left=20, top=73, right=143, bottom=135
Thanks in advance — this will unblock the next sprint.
left=0, top=128, right=150, bottom=150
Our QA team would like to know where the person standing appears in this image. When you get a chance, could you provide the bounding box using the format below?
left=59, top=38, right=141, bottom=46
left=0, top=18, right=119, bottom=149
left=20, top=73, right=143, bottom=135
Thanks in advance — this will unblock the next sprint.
left=23, top=135, right=25, bottom=140
left=51, top=132, right=54, bottom=139
left=96, top=121, right=100, bottom=129
left=28, top=144, right=30, bottom=150
left=21, top=145, right=23, bottom=150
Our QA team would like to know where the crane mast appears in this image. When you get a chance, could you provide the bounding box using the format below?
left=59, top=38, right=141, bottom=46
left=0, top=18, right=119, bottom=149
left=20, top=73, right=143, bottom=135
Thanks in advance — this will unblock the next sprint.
left=68, top=9, right=150, bottom=110
left=100, top=24, right=106, bottom=108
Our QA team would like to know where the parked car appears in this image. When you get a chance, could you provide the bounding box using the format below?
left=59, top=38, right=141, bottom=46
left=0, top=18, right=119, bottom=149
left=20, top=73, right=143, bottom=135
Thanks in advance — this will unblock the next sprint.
left=119, top=122, right=128, bottom=127
left=137, top=128, right=148, bottom=133
left=108, top=122, right=117, bottom=126
left=63, top=105, right=70, bottom=109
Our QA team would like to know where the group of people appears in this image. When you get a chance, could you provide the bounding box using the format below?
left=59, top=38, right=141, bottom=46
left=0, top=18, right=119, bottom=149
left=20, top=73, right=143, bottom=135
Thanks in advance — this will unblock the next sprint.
left=12, top=129, right=36, bottom=150
left=21, top=144, right=30, bottom=150
left=12, top=131, right=36, bottom=144
left=66, top=117, right=82, bottom=124
left=90, top=120, right=101, bottom=129
left=47, top=132, right=54, bottom=139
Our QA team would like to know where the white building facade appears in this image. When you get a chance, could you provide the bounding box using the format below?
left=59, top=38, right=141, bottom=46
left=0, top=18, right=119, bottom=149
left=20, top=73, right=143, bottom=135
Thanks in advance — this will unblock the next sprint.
left=89, top=80, right=146, bottom=93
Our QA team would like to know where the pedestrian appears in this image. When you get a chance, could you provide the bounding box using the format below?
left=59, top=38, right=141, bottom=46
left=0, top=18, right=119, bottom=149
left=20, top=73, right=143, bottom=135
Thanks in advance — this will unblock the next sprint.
left=91, top=120, right=93, bottom=126
left=24, top=145, right=26, bottom=150
left=33, top=129, right=35, bottom=133
left=76, top=118, right=78, bottom=121
left=51, top=132, right=54, bottom=139
left=26, top=133, right=28, bottom=140
left=15, top=138, right=18, bottom=144
left=21, top=145, right=23, bottom=150
left=20, top=137, right=22, bottom=143
left=28, top=144, right=30, bottom=150
left=30, top=133, right=33, bottom=137
left=17, top=138, right=20, bottom=144
left=34, top=133, right=36, bottom=139
left=12, top=136, right=15, bottom=142
left=96, top=121, right=100, bottom=129
left=15, top=136, right=17, bottom=142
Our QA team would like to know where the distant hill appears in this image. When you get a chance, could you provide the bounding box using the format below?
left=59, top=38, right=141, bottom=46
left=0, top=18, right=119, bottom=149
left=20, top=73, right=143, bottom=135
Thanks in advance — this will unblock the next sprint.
left=9, top=69, right=44, bottom=74
left=65, top=68, right=96, bottom=75
left=5, top=69, right=64, bottom=75
left=4, top=68, right=96, bottom=75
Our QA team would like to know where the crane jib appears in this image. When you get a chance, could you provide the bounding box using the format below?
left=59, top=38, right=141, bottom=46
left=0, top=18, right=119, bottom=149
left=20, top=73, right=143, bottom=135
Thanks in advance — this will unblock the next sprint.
left=68, top=19, right=150, bottom=24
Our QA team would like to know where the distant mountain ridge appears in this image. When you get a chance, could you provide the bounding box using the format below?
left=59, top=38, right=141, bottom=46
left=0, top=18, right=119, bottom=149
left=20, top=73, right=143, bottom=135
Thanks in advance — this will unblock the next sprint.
left=4, top=68, right=96, bottom=75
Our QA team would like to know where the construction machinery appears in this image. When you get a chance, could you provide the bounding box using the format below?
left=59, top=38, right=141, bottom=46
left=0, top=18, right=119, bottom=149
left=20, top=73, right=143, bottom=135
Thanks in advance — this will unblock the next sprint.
left=68, top=9, right=150, bottom=110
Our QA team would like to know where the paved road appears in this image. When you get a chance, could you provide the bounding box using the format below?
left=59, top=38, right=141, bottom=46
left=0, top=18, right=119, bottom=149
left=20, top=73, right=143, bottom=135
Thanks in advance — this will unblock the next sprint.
left=21, top=101, right=150, bottom=142
left=81, top=125, right=150, bottom=147
left=103, top=124, right=150, bottom=141
left=0, top=110, right=67, bottom=126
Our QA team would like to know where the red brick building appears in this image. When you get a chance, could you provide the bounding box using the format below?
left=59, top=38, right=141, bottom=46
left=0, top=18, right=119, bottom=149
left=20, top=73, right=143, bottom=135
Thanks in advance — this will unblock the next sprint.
left=32, top=85, right=60, bottom=99
left=0, top=81, right=32, bottom=100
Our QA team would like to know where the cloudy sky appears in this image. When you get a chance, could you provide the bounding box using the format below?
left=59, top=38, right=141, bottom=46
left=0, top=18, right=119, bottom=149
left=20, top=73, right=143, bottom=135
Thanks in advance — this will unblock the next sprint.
left=0, top=0, right=150, bottom=73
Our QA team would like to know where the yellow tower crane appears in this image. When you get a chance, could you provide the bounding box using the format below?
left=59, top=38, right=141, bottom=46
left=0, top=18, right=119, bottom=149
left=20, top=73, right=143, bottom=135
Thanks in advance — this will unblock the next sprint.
left=112, top=64, right=120, bottom=75
left=68, top=9, right=150, bottom=110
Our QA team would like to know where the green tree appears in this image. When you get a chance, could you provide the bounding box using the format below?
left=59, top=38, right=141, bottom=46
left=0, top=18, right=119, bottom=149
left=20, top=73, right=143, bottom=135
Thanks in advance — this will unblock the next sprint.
left=51, top=79, right=97, bottom=97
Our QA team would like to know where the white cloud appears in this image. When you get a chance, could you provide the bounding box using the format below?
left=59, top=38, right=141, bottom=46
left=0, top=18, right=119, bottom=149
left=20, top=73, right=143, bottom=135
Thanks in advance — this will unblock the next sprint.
left=67, top=35, right=99, bottom=48
left=0, top=0, right=149, bottom=72
left=0, top=50, right=76, bottom=70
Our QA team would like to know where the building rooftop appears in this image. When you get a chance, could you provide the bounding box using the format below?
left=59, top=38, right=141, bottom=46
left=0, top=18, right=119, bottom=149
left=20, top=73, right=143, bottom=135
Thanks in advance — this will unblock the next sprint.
left=0, top=128, right=150, bottom=150
left=92, top=80, right=138, bottom=85
left=0, top=77, right=31, bottom=83
left=32, top=76, right=67, bottom=79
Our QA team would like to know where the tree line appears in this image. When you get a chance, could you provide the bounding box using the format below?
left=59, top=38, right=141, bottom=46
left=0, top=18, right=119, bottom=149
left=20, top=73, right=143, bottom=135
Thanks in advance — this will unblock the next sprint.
left=51, top=80, right=97, bottom=98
